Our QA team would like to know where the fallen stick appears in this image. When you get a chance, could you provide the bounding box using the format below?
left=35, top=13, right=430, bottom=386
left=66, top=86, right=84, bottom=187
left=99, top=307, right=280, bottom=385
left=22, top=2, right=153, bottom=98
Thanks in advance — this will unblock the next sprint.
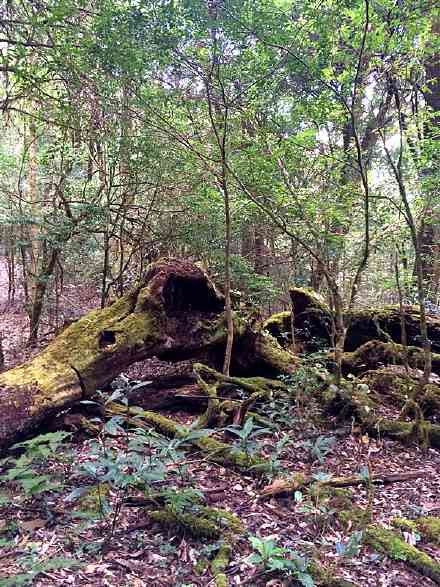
left=260, top=469, right=429, bottom=498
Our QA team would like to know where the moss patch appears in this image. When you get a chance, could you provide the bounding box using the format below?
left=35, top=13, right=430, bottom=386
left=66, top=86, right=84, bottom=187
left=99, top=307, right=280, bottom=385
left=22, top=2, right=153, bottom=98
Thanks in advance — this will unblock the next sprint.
left=211, top=542, right=232, bottom=587
left=365, top=525, right=440, bottom=583
left=393, top=516, right=440, bottom=545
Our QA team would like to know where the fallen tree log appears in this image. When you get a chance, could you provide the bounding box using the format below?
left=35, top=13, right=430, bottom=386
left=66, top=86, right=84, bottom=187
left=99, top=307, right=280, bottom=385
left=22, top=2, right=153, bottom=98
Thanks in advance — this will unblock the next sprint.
left=338, top=509, right=440, bottom=583
left=0, top=259, right=296, bottom=451
left=264, top=288, right=440, bottom=353
left=260, top=470, right=429, bottom=498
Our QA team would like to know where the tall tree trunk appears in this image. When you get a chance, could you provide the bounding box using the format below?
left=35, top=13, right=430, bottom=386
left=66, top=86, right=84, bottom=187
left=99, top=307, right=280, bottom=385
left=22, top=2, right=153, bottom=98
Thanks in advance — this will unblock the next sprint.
left=418, top=15, right=440, bottom=298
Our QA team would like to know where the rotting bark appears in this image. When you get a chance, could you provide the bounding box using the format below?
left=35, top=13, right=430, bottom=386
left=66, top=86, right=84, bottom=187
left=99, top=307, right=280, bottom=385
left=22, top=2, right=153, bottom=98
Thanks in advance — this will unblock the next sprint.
left=0, top=259, right=296, bottom=452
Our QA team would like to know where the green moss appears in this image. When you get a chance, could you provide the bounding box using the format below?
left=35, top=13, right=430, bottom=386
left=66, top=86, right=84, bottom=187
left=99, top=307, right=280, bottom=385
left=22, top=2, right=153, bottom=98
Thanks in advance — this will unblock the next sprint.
left=362, top=369, right=415, bottom=404
left=366, top=417, right=440, bottom=449
left=338, top=508, right=440, bottom=582
left=194, top=558, right=209, bottom=575
left=342, top=341, right=440, bottom=376
left=255, top=332, right=297, bottom=374
left=365, top=525, right=440, bottom=583
left=263, top=311, right=292, bottom=340
left=0, top=282, right=162, bottom=403
left=201, top=508, right=243, bottom=535
left=338, top=508, right=370, bottom=528
left=393, top=517, right=440, bottom=545
left=149, top=509, right=221, bottom=538
left=289, top=287, right=330, bottom=314
left=418, top=517, right=440, bottom=545
left=323, top=381, right=375, bottom=422
left=148, top=505, right=243, bottom=544
left=311, top=486, right=354, bottom=512
left=391, top=517, right=418, bottom=532
left=211, top=543, right=232, bottom=587
left=107, top=403, right=180, bottom=437
left=195, top=435, right=266, bottom=471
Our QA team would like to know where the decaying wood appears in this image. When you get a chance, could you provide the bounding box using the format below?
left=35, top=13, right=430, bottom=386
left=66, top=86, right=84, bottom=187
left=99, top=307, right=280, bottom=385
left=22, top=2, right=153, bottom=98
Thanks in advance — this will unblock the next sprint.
left=265, top=288, right=440, bottom=354
left=0, top=259, right=296, bottom=452
left=260, top=469, right=429, bottom=498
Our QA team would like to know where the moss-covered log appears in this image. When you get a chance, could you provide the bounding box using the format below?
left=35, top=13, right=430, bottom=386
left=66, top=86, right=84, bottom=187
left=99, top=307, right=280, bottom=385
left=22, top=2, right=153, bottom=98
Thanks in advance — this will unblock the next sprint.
left=265, top=289, right=440, bottom=354
left=260, top=470, right=428, bottom=499
left=338, top=509, right=440, bottom=583
left=0, top=259, right=296, bottom=451
left=341, top=341, right=440, bottom=376
left=392, top=516, right=440, bottom=545
left=345, top=306, right=440, bottom=353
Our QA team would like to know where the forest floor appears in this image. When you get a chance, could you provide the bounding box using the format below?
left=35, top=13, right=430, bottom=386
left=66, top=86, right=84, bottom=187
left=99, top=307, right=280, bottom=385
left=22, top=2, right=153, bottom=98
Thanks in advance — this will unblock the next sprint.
left=0, top=259, right=439, bottom=587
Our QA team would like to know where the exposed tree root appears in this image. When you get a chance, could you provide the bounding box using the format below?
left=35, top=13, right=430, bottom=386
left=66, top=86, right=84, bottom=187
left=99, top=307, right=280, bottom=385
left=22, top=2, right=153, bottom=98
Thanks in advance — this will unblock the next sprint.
left=105, top=402, right=267, bottom=471
left=146, top=505, right=241, bottom=586
left=147, top=505, right=242, bottom=539
left=192, top=363, right=287, bottom=428
left=320, top=378, right=440, bottom=448
left=365, top=525, right=440, bottom=583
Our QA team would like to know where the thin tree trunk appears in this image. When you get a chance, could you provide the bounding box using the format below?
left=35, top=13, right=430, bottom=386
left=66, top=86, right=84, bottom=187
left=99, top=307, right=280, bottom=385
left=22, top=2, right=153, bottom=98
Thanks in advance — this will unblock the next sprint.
left=222, top=173, right=234, bottom=376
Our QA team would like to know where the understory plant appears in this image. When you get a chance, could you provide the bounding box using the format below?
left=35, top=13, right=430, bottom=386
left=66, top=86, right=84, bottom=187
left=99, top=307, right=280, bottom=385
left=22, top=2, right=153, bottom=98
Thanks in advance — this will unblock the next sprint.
left=0, top=431, right=72, bottom=498
left=247, top=536, right=315, bottom=586
left=224, top=417, right=269, bottom=459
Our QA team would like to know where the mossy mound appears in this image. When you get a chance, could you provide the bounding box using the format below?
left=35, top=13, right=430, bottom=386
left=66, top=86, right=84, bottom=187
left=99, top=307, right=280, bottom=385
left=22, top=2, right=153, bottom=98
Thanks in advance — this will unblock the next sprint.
left=362, top=369, right=440, bottom=418
left=322, top=381, right=375, bottom=422
left=341, top=340, right=440, bottom=376
left=289, top=287, right=330, bottom=315
left=345, top=306, right=440, bottom=353
left=264, top=287, right=332, bottom=351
